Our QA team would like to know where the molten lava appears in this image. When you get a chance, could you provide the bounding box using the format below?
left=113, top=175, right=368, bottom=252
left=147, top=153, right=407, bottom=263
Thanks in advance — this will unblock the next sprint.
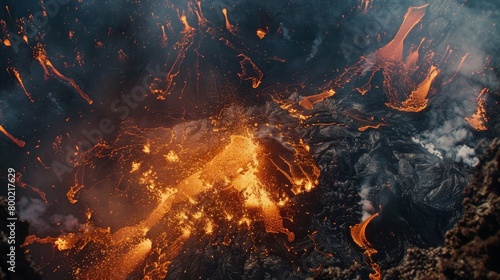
left=0, top=125, right=25, bottom=147
left=222, top=8, right=237, bottom=34
left=351, top=212, right=381, bottom=280
left=34, top=46, right=93, bottom=104
left=256, top=28, right=267, bottom=39
left=465, top=88, right=489, bottom=131
left=8, top=67, right=33, bottom=102
left=237, top=54, right=264, bottom=88
left=26, top=117, right=319, bottom=279
left=302, top=5, right=439, bottom=113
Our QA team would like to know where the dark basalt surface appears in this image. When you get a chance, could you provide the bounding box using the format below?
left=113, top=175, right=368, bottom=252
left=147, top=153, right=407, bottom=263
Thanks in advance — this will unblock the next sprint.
left=318, top=138, right=500, bottom=279
left=383, top=138, right=500, bottom=279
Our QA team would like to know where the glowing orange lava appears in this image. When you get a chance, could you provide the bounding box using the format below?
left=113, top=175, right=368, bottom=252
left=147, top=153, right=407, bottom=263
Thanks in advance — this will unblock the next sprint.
left=8, top=67, right=33, bottom=102
left=305, top=5, right=439, bottom=113
left=28, top=118, right=319, bottom=279
left=397, top=65, right=440, bottom=112
left=35, top=46, right=93, bottom=104
left=0, top=125, right=25, bottom=147
left=299, top=89, right=335, bottom=110
left=222, top=8, right=236, bottom=34
left=351, top=212, right=381, bottom=280
left=237, top=54, right=263, bottom=88
left=465, top=88, right=489, bottom=131
left=256, top=28, right=267, bottom=39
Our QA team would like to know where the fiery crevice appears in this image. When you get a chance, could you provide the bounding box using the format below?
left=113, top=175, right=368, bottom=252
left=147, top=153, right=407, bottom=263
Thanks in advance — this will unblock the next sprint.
left=351, top=212, right=381, bottom=280
left=34, top=45, right=93, bottom=104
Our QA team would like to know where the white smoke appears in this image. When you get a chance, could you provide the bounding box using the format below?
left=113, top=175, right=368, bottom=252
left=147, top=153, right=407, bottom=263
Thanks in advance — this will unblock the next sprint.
left=359, top=185, right=375, bottom=221
left=18, top=197, right=82, bottom=233
left=306, top=35, right=323, bottom=62
left=412, top=116, right=479, bottom=166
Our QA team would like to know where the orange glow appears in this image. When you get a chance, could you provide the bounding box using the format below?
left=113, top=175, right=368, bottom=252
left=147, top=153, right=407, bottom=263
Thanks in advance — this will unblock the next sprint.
left=5, top=6, right=11, bottom=19
left=351, top=212, right=381, bottom=280
left=397, top=65, right=440, bottom=112
left=8, top=67, right=33, bottom=102
left=465, top=88, right=489, bottom=131
left=3, top=38, right=10, bottom=46
left=161, top=25, right=167, bottom=47
left=312, top=5, right=438, bottom=113
left=358, top=124, right=383, bottom=131
left=180, top=15, right=193, bottom=32
left=35, top=46, right=93, bottom=104
left=299, top=89, right=336, bottom=110
left=237, top=54, right=263, bottom=88
left=0, top=125, right=25, bottom=147
left=375, top=5, right=428, bottom=62
left=444, top=52, right=469, bottom=84
left=256, top=29, right=267, bottom=39
left=222, top=8, right=236, bottom=34
left=47, top=124, right=319, bottom=278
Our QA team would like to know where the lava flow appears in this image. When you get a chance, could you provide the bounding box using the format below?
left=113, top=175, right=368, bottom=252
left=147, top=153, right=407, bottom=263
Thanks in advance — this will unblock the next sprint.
left=351, top=212, right=381, bottom=280
left=0, top=124, right=25, bottom=147
left=34, top=45, right=93, bottom=105
left=25, top=115, right=319, bottom=279
left=8, top=67, right=33, bottom=102
left=465, top=88, right=489, bottom=131
left=300, top=5, right=439, bottom=112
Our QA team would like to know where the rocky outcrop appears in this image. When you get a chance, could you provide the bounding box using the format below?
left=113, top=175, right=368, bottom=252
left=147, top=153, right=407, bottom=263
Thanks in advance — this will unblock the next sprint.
left=383, top=138, right=500, bottom=279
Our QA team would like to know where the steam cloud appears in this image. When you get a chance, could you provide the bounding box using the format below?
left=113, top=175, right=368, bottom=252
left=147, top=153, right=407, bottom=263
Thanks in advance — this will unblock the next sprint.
left=18, top=197, right=81, bottom=234
left=412, top=0, right=499, bottom=167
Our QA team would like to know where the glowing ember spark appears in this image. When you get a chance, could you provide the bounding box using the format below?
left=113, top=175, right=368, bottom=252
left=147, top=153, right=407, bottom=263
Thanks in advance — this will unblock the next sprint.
left=8, top=67, right=33, bottom=102
left=237, top=54, right=263, bottom=88
left=150, top=15, right=195, bottom=97
left=256, top=28, right=266, bottom=39
left=465, top=88, right=489, bottom=131
left=35, top=46, right=93, bottom=104
left=16, top=176, right=48, bottom=203
left=23, top=234, right=80, bottom=251
left=0, top=125, right=25, bottom=147
left=161, top=25, right=168, bottom=47
left=3, top=38, right=10, bottom=46
left=40, top=110, right=319, bottom=279
left=180, top=15, right=193, bottom=32
left=351, top=212, right=381, bottom=280
left=222, top=8, right=236, bottom=34
left=5, top=6, right=11, bottom=19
